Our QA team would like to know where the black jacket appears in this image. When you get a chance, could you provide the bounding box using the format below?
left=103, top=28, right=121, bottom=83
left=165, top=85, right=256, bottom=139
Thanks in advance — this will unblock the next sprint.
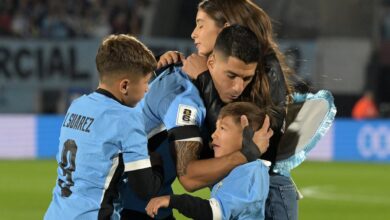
left=194, top=52, right=287, bottom=165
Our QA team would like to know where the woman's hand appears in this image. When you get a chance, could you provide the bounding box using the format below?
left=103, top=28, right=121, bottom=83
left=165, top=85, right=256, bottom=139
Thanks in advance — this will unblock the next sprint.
left=182, top=53, right=208, bottom=80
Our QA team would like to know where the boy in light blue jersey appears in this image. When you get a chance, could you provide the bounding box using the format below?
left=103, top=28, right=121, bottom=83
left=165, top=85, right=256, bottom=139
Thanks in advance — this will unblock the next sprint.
left=119, top=25, right=272, bottom=220
left=146, top=102, right=271, bottom=220
left=44, top=34, right=164, bottom=220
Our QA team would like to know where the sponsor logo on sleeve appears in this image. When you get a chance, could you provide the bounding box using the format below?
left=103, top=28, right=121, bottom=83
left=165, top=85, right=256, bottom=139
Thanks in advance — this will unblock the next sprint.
left=176, top=104, right=197, bottom=126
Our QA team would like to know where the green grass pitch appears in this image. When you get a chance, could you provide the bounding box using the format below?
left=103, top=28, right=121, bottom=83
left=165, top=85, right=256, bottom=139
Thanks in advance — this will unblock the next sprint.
left=0, top=160, right=389, bottom=220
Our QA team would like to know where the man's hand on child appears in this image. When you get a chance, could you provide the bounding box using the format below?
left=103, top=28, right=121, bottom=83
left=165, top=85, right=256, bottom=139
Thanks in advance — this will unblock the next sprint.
left=253, top=115, right=273, bottom=155
left=240, top=115, right=273, bottom=162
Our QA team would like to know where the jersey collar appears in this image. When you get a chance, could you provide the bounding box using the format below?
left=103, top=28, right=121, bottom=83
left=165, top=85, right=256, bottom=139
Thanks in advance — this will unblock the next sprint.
left=95, top=88, right=125, bottom=105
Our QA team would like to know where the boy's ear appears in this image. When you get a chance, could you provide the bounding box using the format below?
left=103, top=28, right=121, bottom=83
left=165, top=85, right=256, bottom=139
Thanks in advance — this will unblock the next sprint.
left=240, top=115, right=249, bottom=129
left=119, top=79, right=130, bottom=95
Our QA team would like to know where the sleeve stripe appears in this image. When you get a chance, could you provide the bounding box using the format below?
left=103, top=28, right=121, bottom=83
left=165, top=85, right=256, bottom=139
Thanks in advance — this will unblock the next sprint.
left=261, top=159, right=272, bottom=167
left=209, top=198, right=222, bottom=220
left=175, top=137, right=202, bottom=142
left=147, top=124, right=166, bottom=139
left=124, top=159, right=151, bottom=172
left=168, top=125, right=201, bottom=141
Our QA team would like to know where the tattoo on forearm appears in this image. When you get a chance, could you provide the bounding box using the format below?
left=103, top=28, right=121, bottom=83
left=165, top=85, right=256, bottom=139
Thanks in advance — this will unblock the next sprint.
left=175, top=141, right=201, bottom=177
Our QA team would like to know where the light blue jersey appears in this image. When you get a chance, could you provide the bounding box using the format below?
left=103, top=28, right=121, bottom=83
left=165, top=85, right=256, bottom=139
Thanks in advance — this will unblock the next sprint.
left=120, top=66, right=206, bottom=218
left=45, top=92, right=150, bottom=220
left=209, top=160, right=270, bottom=220
left=140, top=66, right=206, bottom=133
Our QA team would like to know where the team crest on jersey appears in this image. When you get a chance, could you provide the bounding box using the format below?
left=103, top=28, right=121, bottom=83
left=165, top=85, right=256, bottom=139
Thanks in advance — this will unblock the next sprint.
left=176, top=104, right=197, bottom=126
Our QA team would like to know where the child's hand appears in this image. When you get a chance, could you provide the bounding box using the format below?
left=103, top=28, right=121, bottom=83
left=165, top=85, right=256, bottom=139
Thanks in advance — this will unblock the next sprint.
left=157, top=51, right=184, bottom=69
left=145, top=195, right=170, bottom=218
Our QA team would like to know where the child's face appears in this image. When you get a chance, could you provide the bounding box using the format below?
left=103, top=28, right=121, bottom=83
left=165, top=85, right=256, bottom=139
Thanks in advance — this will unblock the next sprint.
left=211, top=116, right=243, bottom=158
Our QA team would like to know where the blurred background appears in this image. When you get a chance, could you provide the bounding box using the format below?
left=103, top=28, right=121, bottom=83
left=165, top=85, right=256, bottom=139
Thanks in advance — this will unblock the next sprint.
left=0, top=0, right=390, bottom=219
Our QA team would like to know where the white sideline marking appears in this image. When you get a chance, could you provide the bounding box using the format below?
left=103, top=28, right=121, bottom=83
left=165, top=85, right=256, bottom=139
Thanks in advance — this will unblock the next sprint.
left=300, top=185, right=390, bottom=205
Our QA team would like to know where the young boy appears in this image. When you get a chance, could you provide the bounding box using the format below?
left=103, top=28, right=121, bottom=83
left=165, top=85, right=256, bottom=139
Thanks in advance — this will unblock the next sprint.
left=44, top=34, right=164, bottom=220
left=145, top=102, right=272, bottom=220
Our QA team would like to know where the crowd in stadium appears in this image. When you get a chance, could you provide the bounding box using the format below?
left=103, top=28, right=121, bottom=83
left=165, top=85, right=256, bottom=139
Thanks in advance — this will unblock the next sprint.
left=0, top=0, right=146, bottom=38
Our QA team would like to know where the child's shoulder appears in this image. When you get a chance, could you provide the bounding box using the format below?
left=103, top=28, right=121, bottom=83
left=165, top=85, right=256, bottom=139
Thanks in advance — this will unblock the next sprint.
left=228, top=160, right=269, bottom=179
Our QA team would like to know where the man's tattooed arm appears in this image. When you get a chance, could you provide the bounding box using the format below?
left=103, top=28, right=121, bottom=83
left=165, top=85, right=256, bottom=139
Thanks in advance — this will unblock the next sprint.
left=174, top=141, right=201, bottom=177
left=173, top=141, right=246, bottom=192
